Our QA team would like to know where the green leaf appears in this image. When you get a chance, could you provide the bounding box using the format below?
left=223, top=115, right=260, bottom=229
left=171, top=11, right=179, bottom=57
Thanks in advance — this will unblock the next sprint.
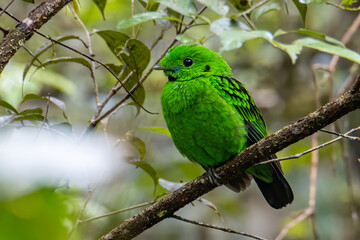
left=268, top=41, right=302, bottom=63
left=14, top=114, right=45, bottom=122
left=210, top=18, right=250, bottom=34
left=253, top=3, right=281, bottom=20
left=92, top=0, right=107, bottom=19
left=175, top=35, right=199, bottom=44
left=23, top=35, right=88, bottom=81
left=116, top=11, right=182, bottom=30
left=127, top=83, right=145, bottom=115
left=21, top=0, right=34, bottom=3
left=137, top=127, right=171, bottom=137
left=47, top=97, right=67, bottom=113
left=0, top=115, right=16, bottom=128
left=274, top=28, right=344, bottom=47
left=130, top=161, right=158, bottom=191
left=118, top=39, right=149, bottom=114
left=294, top=28, right=344, bottom=47
left=156, top=0, right=197, bottom=17
left=0, top=100, right=18, bottom=114
left=31, top=70, right=77, bottom=96
left=20, top=94, right=69, bottom=121
left=298, top=0, right=325, bottom=3
left=95, top=30, right=130, bottom=62
left=138, top=0, right=160, bottom=10
left=71, top=0, right=80, bottom=15
left=125, top=133, right=146, bottom=160
left=35, top=57, right=92, bottom=73
left=293, top=37, right=360, bottom=64
left=195, top=0, right=229, bottom=15
left=121, top=39, right=150, bottom=78
left=218, top=28, right=360, bottom=64
left=21, top=94, right=43, bottom=104
left=50, top=122, right=72, bottom=135
left=218, top=29, right=274, bottom=52
left=18, top=108, right=43, bottom=116
left=106, top=64, right=124, bottom=76
left=292, top=0, right=307, bottom=23
left=342, top=0, right=357, bottom=6
left=0, top=188, right=69, bottom=240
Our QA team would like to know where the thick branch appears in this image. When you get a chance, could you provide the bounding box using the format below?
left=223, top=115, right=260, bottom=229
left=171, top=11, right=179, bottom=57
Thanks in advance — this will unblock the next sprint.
left=0, top=0, right=72, bottom=74
left=101, top=76, right=360, bottom=240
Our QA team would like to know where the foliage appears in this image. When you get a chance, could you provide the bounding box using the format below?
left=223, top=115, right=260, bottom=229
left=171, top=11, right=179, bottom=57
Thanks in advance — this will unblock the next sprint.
left=0, top=0, right=359, bottom=239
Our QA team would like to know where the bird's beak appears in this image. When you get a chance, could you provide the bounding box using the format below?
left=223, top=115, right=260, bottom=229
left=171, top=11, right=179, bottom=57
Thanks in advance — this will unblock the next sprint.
left=153, top=64, right=171, bottom=71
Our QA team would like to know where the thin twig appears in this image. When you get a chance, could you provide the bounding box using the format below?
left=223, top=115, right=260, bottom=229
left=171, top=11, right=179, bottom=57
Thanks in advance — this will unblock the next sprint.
left=337, top=124, right=359, bottom=227
left=256, top=127, right=360, bottom=166
left=0, top=0, right=14, bottom=18
left=319, top=129, right=360, bottom=141
left=309, top=66, right=321, bottom=240
left=80, top=201, right=154, bottom=224
left=21, top=45, right=43, bottom=65
left=326, top=13, right=360, bottom=97
left=308, top=132, right=320, bottom=240
left=36, top=93, right=51, bottom=138
left=275, top=208, right=314, bottom=240
left=69, top=5, right=100, bottom=107
left=68, top=186, right=97, bottom=239
left=150, top=28, right=167, bottom=50
left=172, top=215, right=267, bottom=240
left=242, top=14, right=256, bottom=30
left=131, top=0, right=135, bottom=38
left=326, top=2, right=360, bottom=11
left=91, top=71, right=135, bottom=123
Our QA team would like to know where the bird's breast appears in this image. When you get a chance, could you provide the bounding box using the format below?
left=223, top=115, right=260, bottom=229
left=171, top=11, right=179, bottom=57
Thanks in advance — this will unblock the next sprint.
left=161, top=80, right=248, bottom=167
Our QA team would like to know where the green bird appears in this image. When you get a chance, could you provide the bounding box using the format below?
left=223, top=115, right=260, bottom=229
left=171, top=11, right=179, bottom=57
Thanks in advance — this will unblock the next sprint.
left=155, top=45, right=293, bottom=209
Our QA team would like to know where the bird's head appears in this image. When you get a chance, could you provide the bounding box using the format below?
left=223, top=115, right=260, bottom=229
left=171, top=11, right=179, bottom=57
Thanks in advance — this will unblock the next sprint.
left=154, top=45, right=232, bottom=82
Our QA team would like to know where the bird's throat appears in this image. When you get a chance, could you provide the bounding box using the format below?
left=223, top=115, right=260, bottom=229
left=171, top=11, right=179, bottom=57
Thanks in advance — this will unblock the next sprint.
left=168, top=75, right=177, bottom=82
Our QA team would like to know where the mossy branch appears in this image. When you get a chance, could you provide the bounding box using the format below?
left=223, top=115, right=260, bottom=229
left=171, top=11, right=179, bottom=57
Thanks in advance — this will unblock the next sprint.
left=0, top=0, right=72, bottom=74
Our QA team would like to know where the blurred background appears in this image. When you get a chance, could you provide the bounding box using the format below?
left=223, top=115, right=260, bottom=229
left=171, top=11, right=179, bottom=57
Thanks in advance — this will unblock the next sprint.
left=0, top=0, right=359, bottom=239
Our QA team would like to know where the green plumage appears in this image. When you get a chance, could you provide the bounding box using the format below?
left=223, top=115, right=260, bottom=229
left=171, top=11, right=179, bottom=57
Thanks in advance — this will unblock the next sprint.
left=157, top=45, right=293, bottom=209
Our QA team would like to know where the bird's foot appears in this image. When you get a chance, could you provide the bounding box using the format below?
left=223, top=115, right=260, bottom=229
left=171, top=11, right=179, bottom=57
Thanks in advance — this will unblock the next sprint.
left=207, top=167, right=222, bottom=186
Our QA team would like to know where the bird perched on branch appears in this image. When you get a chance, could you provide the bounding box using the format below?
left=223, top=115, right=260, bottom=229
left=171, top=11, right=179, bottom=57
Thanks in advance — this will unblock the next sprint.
left=154, top=45, right=293, bottom=209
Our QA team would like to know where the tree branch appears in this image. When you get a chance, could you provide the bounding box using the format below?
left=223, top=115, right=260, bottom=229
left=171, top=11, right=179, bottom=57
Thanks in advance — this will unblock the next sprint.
left=100, top=75, right=360, bottom=240
left=0, top=0, right=72, bottom=74
left=171, top=215, right=266, bottom=240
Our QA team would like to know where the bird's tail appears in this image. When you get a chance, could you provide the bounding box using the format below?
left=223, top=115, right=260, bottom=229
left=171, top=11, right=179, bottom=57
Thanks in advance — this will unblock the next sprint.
left=253, top=161, right=294, bottom=209
left=225, top=159, right=293, bottom=209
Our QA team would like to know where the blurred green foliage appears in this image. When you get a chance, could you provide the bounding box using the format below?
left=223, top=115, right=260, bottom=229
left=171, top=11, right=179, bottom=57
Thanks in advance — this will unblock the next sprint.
left=0, top=188, right=73, bottom=240
left=0, top=0, right=359, bottom=239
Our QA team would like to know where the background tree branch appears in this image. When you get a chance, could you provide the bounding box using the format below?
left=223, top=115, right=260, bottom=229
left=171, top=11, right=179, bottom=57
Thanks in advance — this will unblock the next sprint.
left=101, top=75, right=360, bottom=240
left=0, top=0, right=72, bottom=74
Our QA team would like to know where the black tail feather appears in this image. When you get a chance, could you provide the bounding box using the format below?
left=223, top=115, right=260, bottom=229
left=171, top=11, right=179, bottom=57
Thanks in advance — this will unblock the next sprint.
left=253, top=162, right=294, bottom=209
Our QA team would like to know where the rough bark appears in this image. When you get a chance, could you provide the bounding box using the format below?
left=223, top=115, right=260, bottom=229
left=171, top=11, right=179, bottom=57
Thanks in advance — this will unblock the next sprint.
left=101, top=76, right=360, bottom=240
left=0, top=0, right=72, bottom=74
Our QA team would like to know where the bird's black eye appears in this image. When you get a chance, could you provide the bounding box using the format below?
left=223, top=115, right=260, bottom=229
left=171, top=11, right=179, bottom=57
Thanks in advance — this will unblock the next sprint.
left=183, top=58, right=193, bottom=67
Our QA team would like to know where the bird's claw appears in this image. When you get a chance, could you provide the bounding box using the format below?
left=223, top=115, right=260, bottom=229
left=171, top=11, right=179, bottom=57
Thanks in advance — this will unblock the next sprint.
left=207, top=167, right=222, bottom=186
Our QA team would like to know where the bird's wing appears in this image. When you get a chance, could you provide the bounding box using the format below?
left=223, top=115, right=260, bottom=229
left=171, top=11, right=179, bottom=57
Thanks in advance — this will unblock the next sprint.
left=210, top=75, right=267, bottom=142
left=210, top=75, right=293, bottom=208
left=210, top=75, right=279, bottom=181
